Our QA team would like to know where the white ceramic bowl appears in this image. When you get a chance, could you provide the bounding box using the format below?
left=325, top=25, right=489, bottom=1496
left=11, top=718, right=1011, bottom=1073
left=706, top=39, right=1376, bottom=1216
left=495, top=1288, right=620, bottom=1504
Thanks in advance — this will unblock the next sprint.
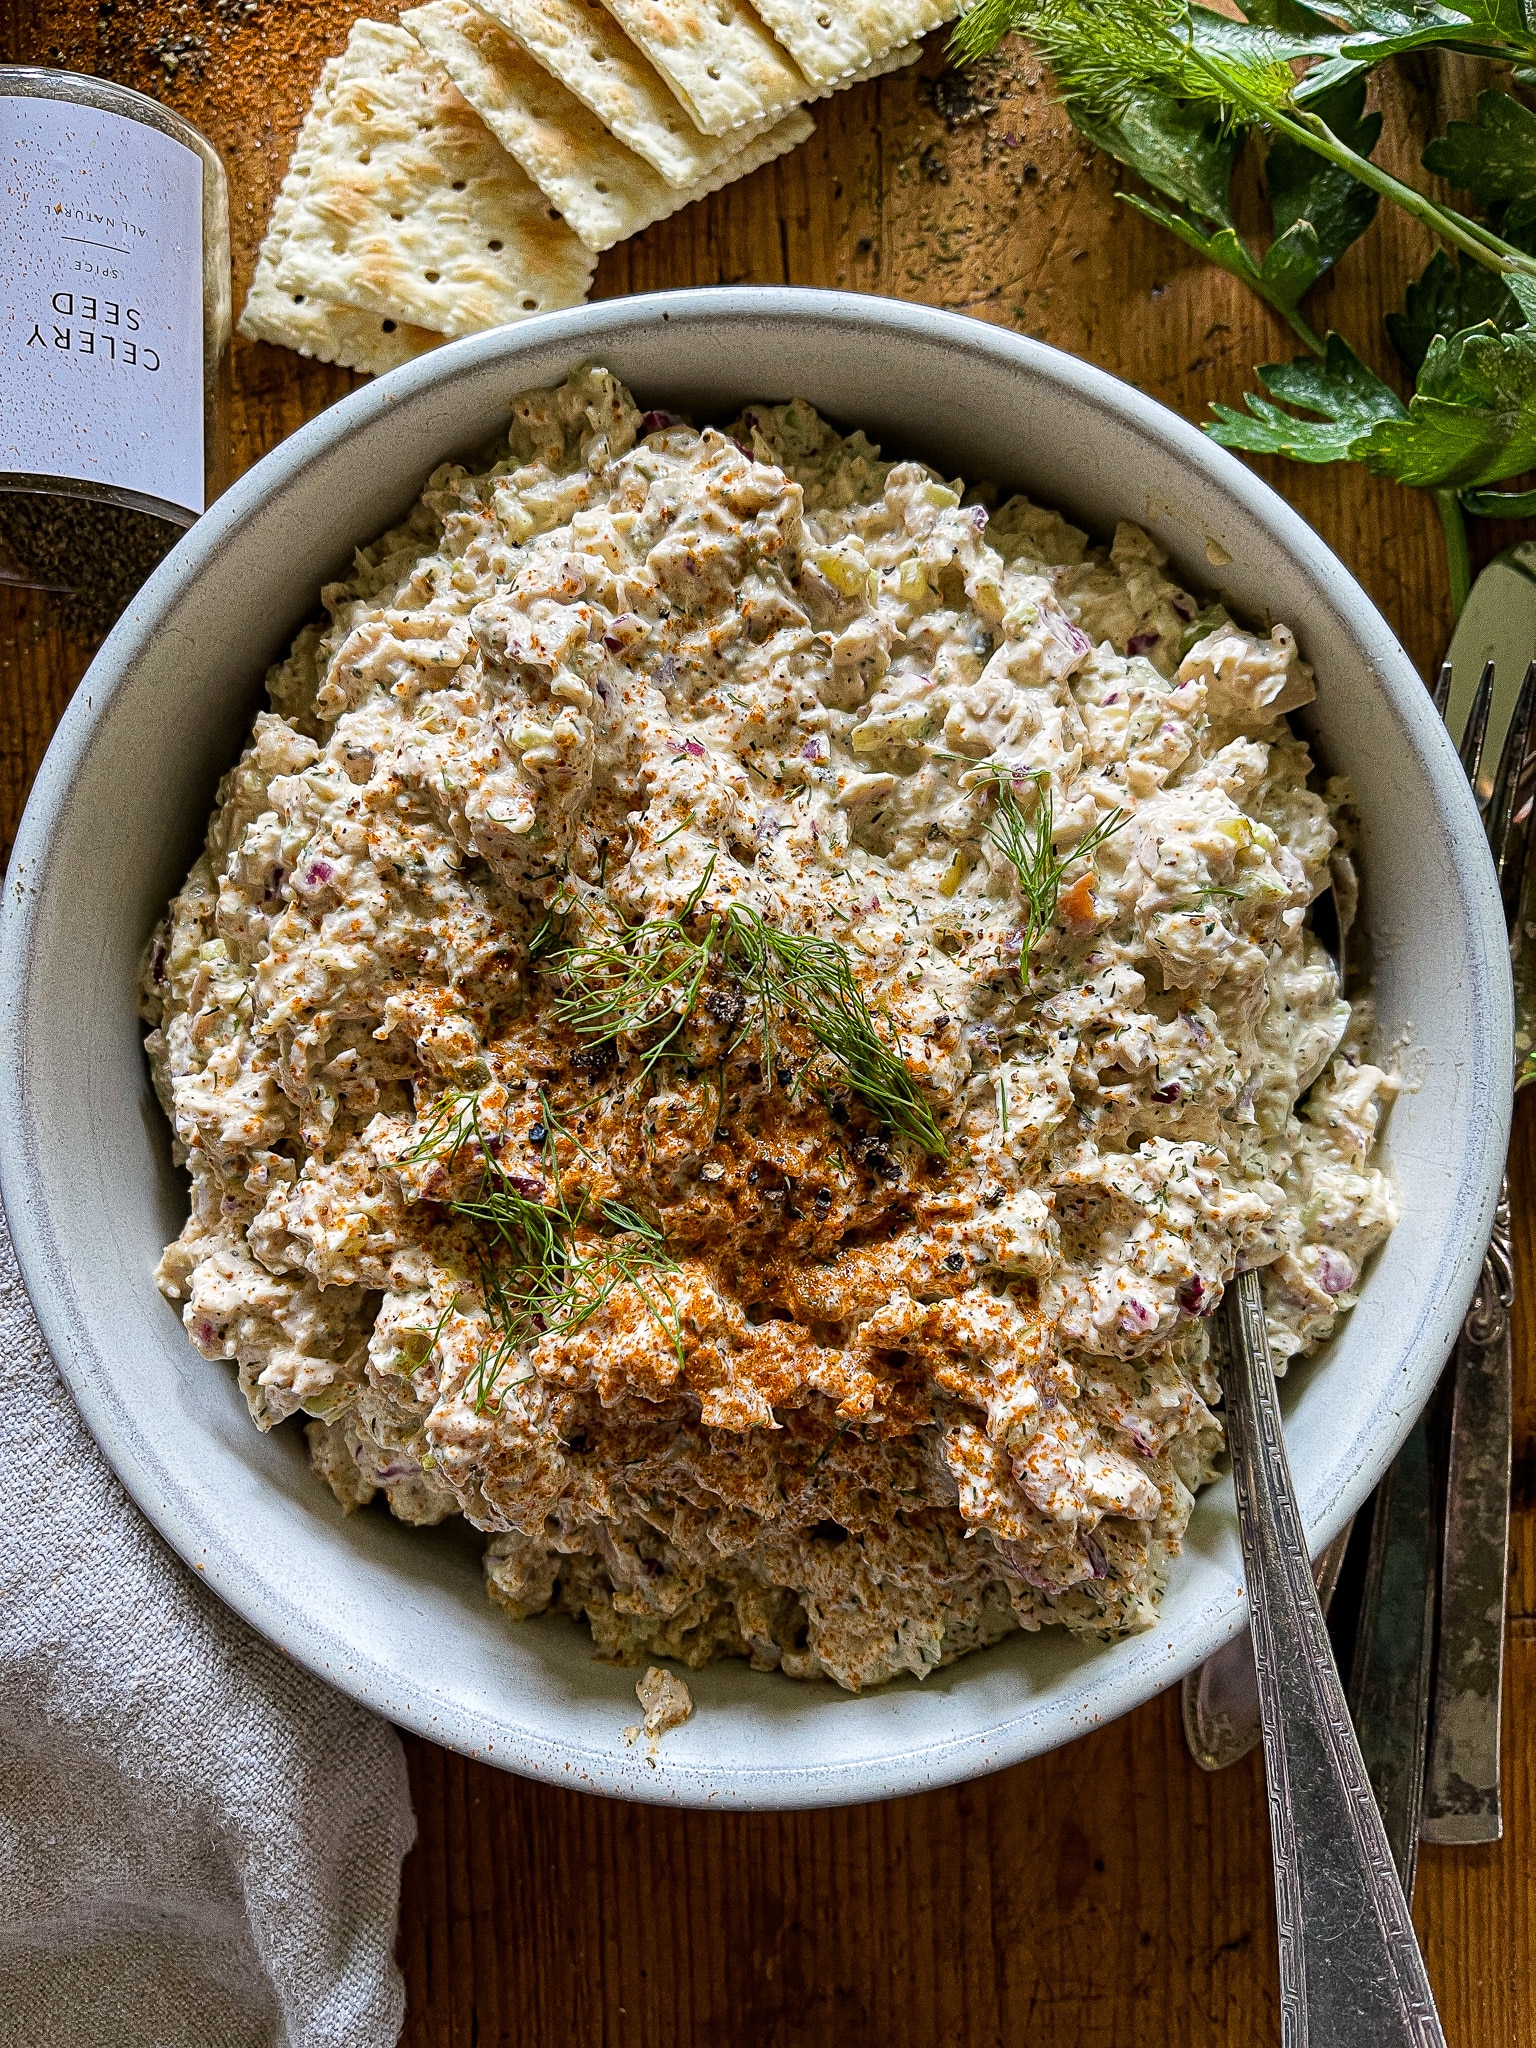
left=0, top=289, right=1511, bottom=1808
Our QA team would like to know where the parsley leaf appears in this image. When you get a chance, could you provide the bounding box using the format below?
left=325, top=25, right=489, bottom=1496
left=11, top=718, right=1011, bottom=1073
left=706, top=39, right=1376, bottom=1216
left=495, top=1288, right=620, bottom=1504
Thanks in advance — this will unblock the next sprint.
left=1367, top=303, right=1536, bottom=487
left=1070, top=93, right=1242, bottom=226
left=1293, top=0, right=1536, bottom=99
left=1263, top=78, right=1383, bottom=294
left=1187, top=4, right=1344, bottom=69
left=1071, top=72, right=1379, bottom=348
left=1237, top=0, right=1342, bottom=25
left=1422, top=89, right=1536, bottom=207
left=1207, top=333, right=1407, bottom=462
left=1435, top=0, right=1532, bottom=37
left=1210, top=279, right=1536, bottom=491
left=1386, top=248, right=1523, bottom=375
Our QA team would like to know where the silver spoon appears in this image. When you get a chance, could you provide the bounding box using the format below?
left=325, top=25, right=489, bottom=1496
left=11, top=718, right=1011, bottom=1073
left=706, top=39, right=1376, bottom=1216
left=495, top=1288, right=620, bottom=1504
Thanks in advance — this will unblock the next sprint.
left=1215, top=1270, right=1446, bottom=2047
left=1187, top=864, right=1359, bottom=1777
left=1184, top=870, right=1357, bottom=1780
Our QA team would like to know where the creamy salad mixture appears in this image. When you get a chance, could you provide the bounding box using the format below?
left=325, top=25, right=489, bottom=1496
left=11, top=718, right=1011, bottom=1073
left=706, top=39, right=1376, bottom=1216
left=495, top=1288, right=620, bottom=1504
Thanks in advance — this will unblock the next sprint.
left=142, top=368, right=1397, bottom=1690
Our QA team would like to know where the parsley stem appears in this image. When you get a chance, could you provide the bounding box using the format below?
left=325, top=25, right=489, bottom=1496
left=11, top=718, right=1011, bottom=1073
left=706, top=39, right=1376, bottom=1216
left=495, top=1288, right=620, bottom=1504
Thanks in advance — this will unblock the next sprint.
left=1462, top=484, right=1536, bottom=520
left=1434, top=490, right=1472, bottom=618
left=1117, top=189, right=1323, bottom=351
left=1278, top=106, right=1536, bottom=283
left=1273, top=296, right=1325, bottom=358
left=1181, top=33, right=1536, bottom=285
left=1140, top=32, right=1536, bottom=283
left=1187, top=35, right=1536, bottom=277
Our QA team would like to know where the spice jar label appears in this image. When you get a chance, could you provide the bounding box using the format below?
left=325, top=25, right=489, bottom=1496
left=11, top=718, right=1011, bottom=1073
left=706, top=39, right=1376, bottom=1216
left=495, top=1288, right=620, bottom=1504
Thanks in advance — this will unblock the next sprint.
left=1, top=95, right=204, bottom=516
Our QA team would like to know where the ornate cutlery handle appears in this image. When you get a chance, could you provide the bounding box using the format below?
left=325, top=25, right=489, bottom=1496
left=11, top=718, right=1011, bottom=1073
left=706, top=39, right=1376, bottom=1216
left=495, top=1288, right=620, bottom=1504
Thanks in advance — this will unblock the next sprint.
left=1466, top=1186, right=1516, bottom=1349
left=1217, top=1271, right=1445, bottom=2048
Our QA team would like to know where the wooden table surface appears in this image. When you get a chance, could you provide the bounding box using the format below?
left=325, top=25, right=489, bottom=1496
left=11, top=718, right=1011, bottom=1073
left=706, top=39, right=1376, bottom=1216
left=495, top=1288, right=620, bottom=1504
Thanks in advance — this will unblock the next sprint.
left=3, top=4, right=1532, bottom=2040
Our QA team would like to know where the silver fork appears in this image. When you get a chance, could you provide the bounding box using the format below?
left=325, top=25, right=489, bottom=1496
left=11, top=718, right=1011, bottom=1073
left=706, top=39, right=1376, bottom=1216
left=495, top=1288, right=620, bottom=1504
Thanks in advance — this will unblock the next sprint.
left=1199, top=661, right=1536, bottom=2043
left=1336, top=656, right=1529, bottom=1896
left=1186, top=662, right=1533, bottom=1889
left=1418, top=654, right=1533, bottom=1845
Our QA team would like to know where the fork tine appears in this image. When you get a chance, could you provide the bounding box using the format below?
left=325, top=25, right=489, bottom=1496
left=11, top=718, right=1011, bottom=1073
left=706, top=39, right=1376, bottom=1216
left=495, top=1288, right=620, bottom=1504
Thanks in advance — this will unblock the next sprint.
left=1459, top=660, right=1497, bottom=790
left=1491, top=659, right=1536, bottom=922
left=1432, top=660, right=1454, bottom=721
left=1486, top=658, right=1535, bottom=853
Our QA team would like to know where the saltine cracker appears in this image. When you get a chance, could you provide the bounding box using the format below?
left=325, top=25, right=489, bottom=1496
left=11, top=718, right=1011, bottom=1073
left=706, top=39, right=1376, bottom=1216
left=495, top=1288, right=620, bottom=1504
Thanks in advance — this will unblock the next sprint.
left=240, top=58, right=445, bottom=374
left=750, top=0, right=959, bottom=90
left=404, top=0, right=811, bottom=250
left=470, top=0, right=777, bottom=188
left=596, top=0, right=807, bottom=136
left=269, top=20, right=595, bottom=340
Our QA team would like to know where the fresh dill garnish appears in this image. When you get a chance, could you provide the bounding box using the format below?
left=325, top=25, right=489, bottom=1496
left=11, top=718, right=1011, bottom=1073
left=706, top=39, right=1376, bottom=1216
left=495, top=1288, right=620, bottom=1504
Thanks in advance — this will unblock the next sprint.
left=952, top=0, right=1293, bottom=128
left=537, top=1086, right=601, bottom=1168
left=402, top=1088, right=683, bottom=1414
left=421, top=1288, right=461, bottom=1365
left=468, top=1248, right=540, bottom=1411
left=397, top=1087, right=482, bottom=1169
left=552, top=912, right=719, bottom=1080
left=539, top=876, right=947, bottom=1157
left=1168, top=883, right=1243, bottom=910
left=973, top=766, right=1127, bottom=977
left=652, top=809, right=696, bottom=849
left=528, top=910, right=562, bottom=957
left=722, top=904, right=947, bottom=1155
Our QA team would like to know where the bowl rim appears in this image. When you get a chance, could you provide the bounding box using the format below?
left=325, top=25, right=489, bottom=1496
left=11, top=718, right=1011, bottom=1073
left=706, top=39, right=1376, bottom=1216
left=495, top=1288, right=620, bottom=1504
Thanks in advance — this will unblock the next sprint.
left=0, top=285, right=1512, bottom=1807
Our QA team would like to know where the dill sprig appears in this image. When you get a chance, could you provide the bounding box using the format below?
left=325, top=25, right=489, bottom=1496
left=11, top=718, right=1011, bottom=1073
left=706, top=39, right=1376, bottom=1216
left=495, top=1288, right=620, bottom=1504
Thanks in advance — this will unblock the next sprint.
left=954, top=0, right=1291, bottom=124
left=1168, top=883, right=1243, bottom=910
left=548, top=859, right=719, bottom=1079
left=541, top=883, right=947, bottom=1157
left=722, top=905, right=948, bottom=1156
left=975, top=766, right=1127, bottom=976
left=554, top=919, right=718, bottom=1078
left=459, top=1190, right=683, bottom=1413
left=421, top=1287, right=462, bottom=1367
left=402, top=1089, right=682, bottom=1414
left=396, top=1086, right=482, bottom=1171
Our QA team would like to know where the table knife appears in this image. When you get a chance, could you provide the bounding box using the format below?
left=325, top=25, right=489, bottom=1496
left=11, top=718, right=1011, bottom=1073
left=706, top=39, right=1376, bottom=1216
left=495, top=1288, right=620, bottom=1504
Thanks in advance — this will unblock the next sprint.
left=1347, top=1405, right=1438, bottom=1895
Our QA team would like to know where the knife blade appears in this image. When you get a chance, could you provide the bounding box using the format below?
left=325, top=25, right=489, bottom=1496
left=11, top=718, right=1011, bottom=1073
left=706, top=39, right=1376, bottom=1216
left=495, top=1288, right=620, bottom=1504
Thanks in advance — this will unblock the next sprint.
left=1347, top=1403, right=1439, bottom=1894
left=1422, top=1198, right=1514, bottom=1843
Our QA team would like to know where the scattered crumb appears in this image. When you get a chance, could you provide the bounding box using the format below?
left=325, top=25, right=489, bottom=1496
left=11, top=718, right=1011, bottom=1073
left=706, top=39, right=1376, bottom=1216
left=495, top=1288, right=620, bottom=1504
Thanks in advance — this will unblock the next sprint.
left=623, top=1665, right=694, bottom=1746
left=1205, top=536, right=1233, bottom=568
left=925, top=64, right=1003, bottom=132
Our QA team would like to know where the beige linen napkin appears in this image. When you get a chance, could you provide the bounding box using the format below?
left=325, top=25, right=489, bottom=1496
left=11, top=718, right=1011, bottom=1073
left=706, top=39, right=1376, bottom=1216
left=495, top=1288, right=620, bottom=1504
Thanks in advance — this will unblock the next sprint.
left=0, top=1214, right=416, bottom=2047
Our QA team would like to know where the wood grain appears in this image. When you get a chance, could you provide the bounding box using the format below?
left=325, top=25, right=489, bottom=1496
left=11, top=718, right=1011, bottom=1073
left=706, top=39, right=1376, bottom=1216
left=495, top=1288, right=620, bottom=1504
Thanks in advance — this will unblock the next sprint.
left=2, top=3, right=1531, bottom=2040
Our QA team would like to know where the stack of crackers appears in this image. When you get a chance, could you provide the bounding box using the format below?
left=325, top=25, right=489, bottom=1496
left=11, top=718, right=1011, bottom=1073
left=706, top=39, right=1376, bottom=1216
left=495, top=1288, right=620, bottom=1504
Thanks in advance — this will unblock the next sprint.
left=240, top=0, right=960, bottom=375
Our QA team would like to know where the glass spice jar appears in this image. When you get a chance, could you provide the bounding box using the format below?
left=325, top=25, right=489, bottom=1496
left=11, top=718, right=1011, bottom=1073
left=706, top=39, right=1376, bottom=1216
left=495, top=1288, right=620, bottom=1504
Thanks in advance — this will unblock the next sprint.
left=0, top=68, right=230, bottom=638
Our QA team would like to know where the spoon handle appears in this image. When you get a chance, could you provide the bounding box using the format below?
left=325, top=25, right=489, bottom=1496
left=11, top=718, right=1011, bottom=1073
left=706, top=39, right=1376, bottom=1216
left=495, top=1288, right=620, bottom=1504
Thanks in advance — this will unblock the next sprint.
left=1216, top=1270, right=1446, bottom=2048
